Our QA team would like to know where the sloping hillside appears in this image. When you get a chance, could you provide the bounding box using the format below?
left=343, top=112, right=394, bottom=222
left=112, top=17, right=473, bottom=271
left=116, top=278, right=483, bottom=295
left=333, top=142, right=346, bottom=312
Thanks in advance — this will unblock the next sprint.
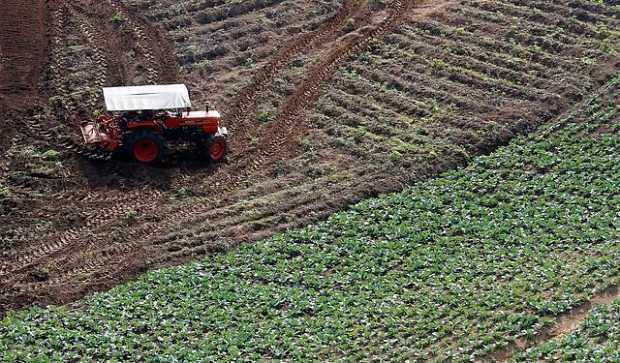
left=2, top=72, right=619, bottom=361
left=0, top=0, right=619, bottom=315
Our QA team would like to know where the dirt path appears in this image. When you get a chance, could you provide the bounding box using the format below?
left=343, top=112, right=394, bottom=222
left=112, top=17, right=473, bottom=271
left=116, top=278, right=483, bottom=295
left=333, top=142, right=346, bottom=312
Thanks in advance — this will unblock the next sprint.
left=0, top=0, right=179, bottom=311
left=484, top=285, right=620, bottom=362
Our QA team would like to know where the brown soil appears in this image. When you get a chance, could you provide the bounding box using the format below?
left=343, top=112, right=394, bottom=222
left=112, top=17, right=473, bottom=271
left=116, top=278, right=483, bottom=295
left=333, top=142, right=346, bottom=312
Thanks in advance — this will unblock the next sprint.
left=0, top=0, right=442, bottom=314
left=1, top=0, right=619, bottom=318
left=0, top=0, right=49, bottom=151
left=0, top=0, right=48, bottom=98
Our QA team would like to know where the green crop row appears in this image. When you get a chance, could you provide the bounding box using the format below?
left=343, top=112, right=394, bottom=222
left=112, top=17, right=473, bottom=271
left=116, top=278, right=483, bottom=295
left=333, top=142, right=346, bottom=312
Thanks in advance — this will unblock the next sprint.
left=514, top=300, right=620, bottom=362
left=1, top=73, right=619, bottom=361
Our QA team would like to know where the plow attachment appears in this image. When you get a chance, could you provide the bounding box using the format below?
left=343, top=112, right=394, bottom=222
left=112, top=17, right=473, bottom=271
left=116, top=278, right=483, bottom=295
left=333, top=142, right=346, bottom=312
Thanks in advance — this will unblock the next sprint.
left=79, top=115, right=120, bottom=151
left=80, top=121, right=107, bottom=144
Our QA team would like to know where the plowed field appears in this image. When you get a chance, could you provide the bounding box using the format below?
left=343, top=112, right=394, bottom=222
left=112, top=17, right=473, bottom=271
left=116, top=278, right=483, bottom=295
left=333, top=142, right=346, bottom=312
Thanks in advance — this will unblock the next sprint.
left=1, top=0, right=619, bottom=315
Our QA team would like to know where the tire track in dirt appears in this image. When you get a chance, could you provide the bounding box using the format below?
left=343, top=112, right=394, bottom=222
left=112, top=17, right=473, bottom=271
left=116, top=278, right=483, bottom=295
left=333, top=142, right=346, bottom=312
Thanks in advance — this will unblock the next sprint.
left=0, top=0, right=170, bottom=281
left=0, top=0, right=453, bottom=313
left=98, top=0, right=412, bottom=248
left=0, top=0, right=49, bottom=187
left=0, top=0, right=47, bottom=96
left=224, top=0, right=361, bottom=136
left=10, top=163, right=381, bottom=294
left=211, top=0, right=453, bottom=185
left=31, top=2, right=111, bottom=162
left=0, top=4, right=88, bottom=275
left=107, top=0, right=162, bottom=85
left=0, top=2, right=117, bottom=268
left=0, top=0, right=367, bottom=309
left=0, top=1, right=364, bottom=308
left=135, top=0, right=454, bottom=245
left=69, top=0, right=368, bottom=240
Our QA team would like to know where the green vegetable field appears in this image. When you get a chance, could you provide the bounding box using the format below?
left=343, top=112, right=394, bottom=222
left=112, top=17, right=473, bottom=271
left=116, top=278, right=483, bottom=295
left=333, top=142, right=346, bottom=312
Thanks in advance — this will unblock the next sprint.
left=1, top=73, right=619, bottom=361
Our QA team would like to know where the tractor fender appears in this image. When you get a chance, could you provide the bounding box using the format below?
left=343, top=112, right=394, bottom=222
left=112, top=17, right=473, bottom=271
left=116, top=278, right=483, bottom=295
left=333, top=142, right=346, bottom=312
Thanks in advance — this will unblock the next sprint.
left=126, top=121, right=164, bottom=132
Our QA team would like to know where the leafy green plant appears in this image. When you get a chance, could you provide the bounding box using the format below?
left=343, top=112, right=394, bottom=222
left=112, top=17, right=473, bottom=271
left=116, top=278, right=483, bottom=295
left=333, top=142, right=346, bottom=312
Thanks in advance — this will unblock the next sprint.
left=297, top=137, right=313, bottom=152
left=243, top=57, right=255, bottom=68
left=273, top=160, right=287, bottom=176
left=123, top=208, right=139, bottom=224
left=0, top=185, right=9, bottom=199
left=342, top=18, right=355, bottom=33
left=40, top=149, right=60, bottom=161
left=31, top=266, right=49, bottom=282
left=248, top=136, right=259, bottom=148
left=430, top=58, right=446, bottom=70
left=257, top=111, right=274, bottom=123
left=111, top=12, right=124, bottom=24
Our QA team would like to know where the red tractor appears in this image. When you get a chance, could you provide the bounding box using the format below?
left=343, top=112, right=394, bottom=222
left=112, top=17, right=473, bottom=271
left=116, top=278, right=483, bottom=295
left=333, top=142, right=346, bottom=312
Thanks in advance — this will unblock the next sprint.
left=80, top=84, right=228, bottom=163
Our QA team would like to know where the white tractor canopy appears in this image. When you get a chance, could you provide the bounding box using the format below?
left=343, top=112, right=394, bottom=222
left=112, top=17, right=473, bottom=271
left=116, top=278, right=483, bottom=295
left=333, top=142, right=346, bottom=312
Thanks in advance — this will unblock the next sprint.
left=103, top=84, right=192, bottom=112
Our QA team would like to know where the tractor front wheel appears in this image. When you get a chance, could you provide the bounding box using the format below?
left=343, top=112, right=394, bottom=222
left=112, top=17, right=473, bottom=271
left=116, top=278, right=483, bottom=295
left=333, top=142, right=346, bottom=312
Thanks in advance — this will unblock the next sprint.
left=126, top=130, right=166, bottom=163
left=207, top=136, right=227, bottom=162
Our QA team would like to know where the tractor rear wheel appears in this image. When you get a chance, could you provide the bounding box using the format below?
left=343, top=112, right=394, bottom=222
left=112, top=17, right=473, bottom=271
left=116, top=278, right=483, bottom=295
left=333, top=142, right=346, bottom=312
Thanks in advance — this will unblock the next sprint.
left=207, top=136, right=227, bottom=162
left=126, top=130, right=166, bottom=163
